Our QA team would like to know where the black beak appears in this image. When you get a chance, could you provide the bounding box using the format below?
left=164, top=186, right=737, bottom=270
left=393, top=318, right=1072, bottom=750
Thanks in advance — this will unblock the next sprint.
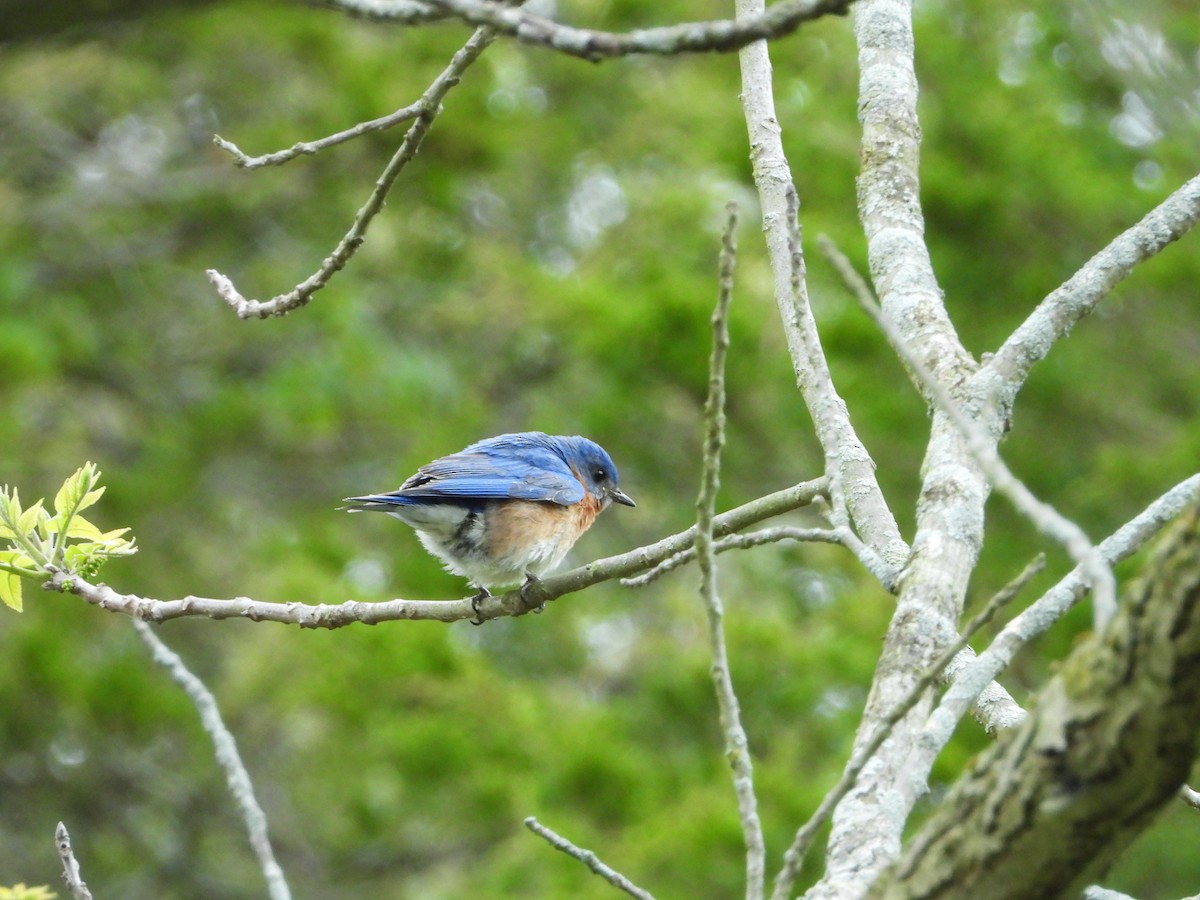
left=609, top=487, right=636, bottom=508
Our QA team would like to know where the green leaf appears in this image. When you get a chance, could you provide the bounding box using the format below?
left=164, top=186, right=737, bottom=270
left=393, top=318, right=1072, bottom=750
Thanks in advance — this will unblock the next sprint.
left=0, top=569, right=23, bottom=611
left=52, top=462, right=99, bottom=518
left=16, top=499, right=44, bottom=538
left=0, top=488, right=22, bottom=535
left=47, top=515, right=102, bottom=540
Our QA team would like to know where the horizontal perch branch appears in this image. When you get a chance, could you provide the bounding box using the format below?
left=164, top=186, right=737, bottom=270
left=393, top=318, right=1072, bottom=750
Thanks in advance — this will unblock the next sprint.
left=47, top=479, right=828, bottom=627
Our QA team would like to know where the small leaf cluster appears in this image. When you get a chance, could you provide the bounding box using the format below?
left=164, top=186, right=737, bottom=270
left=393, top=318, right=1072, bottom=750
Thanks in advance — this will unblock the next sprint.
left=0, top=462, right=136, bottom=612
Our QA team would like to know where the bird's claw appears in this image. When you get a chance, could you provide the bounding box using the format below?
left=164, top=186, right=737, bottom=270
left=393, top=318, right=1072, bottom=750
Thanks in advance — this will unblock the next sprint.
left=519, top=573, right=547, bottom=615
left=470, top=587, right=491, bottom=626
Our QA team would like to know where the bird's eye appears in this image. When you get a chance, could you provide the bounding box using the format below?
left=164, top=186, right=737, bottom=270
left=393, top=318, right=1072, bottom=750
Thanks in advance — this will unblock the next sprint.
left=594, top=468, right=609, bottom=482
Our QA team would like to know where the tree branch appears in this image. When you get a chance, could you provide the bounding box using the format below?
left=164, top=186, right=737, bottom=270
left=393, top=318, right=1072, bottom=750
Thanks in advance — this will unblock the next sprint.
left=133, top=621, right=292, bottom=900
left=735, top=2, right=908, bottom=573
left=44, top=479, right=827, bottom=626
left=1180, top=784, right=1200, bottom=811
left=524, top=817, right=656, bottom=900
left=415, top=0, right=854, bottom=63
left=822, top=234, right=1118, bottom=629
left=853, top=0, right=972, bottom=391
left=876, top=503, right=1200, bottom=899
left=213, top=99, right=426, bottom=169
left=987, top=171, right=1200, bottom=411
left=621, top=525, right=889, bottom=589
left=325, top=0, right=451, bottom=25
left=771, top=554, right=1025, bottom=900
left=695, top=203, right=766, bottom=900
left=55, top=822, right=93, bottom=900
left=207, top=25, right=496, bottom=318
left=802, top=3, right=988, bottom=893
left=910, top=473, right=1200, bottom=792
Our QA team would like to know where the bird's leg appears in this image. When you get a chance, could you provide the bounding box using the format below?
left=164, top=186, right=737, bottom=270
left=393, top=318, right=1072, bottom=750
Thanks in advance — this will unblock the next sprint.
left=470, top=586, right=492, bottom=626
left=519, top=572, right=547, bottom=614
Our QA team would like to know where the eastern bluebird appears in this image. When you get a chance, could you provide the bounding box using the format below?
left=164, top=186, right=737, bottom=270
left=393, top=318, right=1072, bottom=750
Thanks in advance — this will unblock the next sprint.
left=343, top=432, right=635, bottom=609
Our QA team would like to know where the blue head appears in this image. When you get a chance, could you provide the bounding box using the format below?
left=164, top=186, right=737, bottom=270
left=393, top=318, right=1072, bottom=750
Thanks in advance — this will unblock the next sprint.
left=551, top=435, right=636, bottom=510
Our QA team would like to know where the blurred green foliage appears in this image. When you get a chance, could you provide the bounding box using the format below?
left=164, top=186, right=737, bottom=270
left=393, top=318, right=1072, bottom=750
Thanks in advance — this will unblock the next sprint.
left=0, top=0, right=1198, bottom=896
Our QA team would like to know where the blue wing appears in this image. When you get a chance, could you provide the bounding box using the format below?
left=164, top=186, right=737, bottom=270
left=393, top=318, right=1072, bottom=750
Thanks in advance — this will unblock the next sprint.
left=345, top=433, right=585, bottom=508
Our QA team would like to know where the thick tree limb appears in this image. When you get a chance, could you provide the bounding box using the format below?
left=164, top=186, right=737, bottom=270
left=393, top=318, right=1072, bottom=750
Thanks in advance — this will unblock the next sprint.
left=804, top=6, right=989, bottom=894
left=853, top=0, right=972, bottom=391
left=820, top=233, right=1116, bottom=628
left=415, top=0, right=854, bottom=62
left=911, top=473, right=1200, bottom=789
left=873, top=504, right=1200, bottom=899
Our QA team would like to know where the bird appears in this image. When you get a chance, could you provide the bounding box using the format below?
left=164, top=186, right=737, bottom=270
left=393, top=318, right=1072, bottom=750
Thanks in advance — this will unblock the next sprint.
left=342, top=432, right=635, bottom=615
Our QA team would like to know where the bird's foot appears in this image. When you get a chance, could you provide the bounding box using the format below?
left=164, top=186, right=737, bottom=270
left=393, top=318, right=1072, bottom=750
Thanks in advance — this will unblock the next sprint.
left=470, top=586, right=492, bottom=626
left=519, top=572, right=547, bottom=614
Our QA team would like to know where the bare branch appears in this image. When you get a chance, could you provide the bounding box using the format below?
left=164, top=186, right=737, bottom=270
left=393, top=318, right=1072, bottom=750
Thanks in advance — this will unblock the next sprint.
left=133, top=621, right=292, bottom=900
left=208, top=26, right=496, bottom=319
left=769, top=549, right=1026, bottom=900
left=882, top=504, right=1200, bottom=898
left=910, top=474, right=1200, bottom=798
left=941, top=646, right=1027, bottom=734
left=735, top=6, right=907, bottom=572
left=1082, top=889, right=1138, bottom=900
left=55, top=822, right=93, bottom=900
left=622, top=526, right=840, bottom=586
left=853, top=0, right=973, bottom=391
left=213, top=99, right=426, bottom=168
left=324, top=0, right=452, bottom=25
left=937, top=554, right=1050, bottom=735
left=820, top=233, right=1118, bottom=630
left=1180, top=784, right=1200, bottom=811
left=695, top=203, right=765, bottom=900
left=417, top=0, right=855, bottom=63
left=524, top=817, right=656, bottom=900
left=45, top=478, right=827, bottom=627
left=622, top=524, right=892, bottom=589
left=988, top=171, right=1200, bottom=407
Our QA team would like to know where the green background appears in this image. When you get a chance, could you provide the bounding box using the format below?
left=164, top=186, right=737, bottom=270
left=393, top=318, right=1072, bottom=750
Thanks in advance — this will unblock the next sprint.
left=1, top=1, right=1198, bottom=896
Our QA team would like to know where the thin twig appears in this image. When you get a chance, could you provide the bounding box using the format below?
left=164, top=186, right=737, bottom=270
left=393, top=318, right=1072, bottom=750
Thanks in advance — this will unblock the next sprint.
left=55, top=822, right=93, bottom=900
left=817, top=233, right=1118, bottom=631
left=695, top=203, right=765, bottom=900
left=47, top=478, right=827, bottom=627
left=524, top=817, right=656, bottom=900
left=214, top=100, right=426, bottom=169
left=622, top=524, right=893, bottom=589
left=622, top=526, right=842, bottom=586
left=417, top=0, right=854, bottom=62
left=768, top=554, right=1033, bottom=900
left=208, top=26, right=496, bottom=319
left=133, top=621, right=291, bottom=900
left=939, top=555, right=1048, bottom=734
